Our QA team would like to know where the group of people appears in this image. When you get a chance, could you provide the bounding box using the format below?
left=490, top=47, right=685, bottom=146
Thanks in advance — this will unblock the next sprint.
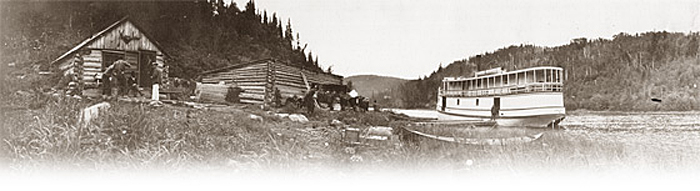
left=54, top=52, right=164, bottom=103
left=277, top=85, right=378, bottom=116
left=98, top=59, right=164, bottom=102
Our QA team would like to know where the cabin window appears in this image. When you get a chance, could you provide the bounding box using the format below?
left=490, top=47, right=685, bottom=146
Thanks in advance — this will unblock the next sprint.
left=537, top=69, right=545, bottom=83
left=476, top=99, right=479, bottom=106
left=518, top=72, right=526, bottom=84
left=488, top=77, right=494, bottom=88
left=503, top=75, right=508, bottom=85
left=527, top=70, right=535, bottom=83
left=457, top=99, right=460, bottom=105
left=478, top=78, right=483, bottom=89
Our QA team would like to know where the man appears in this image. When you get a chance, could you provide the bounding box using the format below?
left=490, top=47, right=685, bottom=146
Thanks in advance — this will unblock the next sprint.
left=303, top=86, right=318, bottom=115
left=101, top=67, right=112, bottom=98
left=112, top=59, right=131, bottom=96
left=491, top=104, right=498, bottom=120
left=151, top=62, right=163, bottom=101
left=273, top=88, right=282, bottom=107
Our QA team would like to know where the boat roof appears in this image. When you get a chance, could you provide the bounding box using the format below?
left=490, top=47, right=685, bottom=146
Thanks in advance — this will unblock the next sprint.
left=443, top=66, right=563, bottom=82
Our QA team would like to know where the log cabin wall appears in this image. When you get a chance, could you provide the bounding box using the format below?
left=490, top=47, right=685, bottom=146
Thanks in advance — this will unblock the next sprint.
left=200, top=61, right=269, bottom=104
left=199, top=59, right=343, bottom=105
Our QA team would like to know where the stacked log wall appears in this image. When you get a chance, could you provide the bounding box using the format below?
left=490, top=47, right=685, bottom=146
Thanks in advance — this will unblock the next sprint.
left=200, top=62, right=269, bottom=104
left=199, top=60, right=343, bottom=105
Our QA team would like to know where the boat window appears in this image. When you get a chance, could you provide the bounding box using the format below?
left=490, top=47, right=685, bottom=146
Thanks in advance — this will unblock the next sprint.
left=495, top=75, right=502, bottom=87
left=503, top=74, right=508, bottom=86
left=517, top=72, right=525, bottom=85
left=556, top=70, right=561, bottom=83
left=527, top=70, right=535, bottom=83
left=535, top=69, right=543, bottom=83
left=476, top=98, right=479, bottom=106
left=550, top=69, right=554, bottom=83
left=457, top=99, right=460, bottom=105
left=544, top=69, right=550, bottom=83
left=488, top=77, right=494, bottom=88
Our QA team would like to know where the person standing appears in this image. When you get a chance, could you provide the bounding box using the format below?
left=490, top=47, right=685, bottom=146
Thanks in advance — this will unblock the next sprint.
left=101, top=65, right=113, bottom=99
left=273, top=88, right=282, bottom=107
left=491, top=104, right=498, bottom=121
left=151, top=62, right=162, bottom=101
left=303, top=86, right=317, bottom=115
left=112, top=59, right=130, bottom=96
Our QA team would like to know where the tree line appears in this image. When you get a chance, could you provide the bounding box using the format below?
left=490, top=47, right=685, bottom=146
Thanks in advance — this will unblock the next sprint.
left=0, top=0, right=327, bottom=79
left=391, top=31, right=700, bottom=111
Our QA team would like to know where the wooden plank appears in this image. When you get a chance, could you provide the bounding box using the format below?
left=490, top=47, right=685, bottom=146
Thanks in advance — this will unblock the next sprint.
left=240, top=99, right=263, bottom=105
left=238, top=86, right=266, bottom=90
left=235, top=81, right=267, bottom=86
left=83, top=67, right=101, bottom=72
left=240, top=93, right=265, bottom=100
left=84, top=62, right=101, bottom=68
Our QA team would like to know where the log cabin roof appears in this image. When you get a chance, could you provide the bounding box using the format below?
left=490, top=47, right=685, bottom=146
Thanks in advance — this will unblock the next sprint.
left=50, top=16, right=170, bottom=66
left=198, top=58, right=344, bottom=79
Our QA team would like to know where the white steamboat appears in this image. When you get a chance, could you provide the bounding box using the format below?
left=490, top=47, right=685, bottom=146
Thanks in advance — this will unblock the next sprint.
left=436, top=67, right=565, bottom=128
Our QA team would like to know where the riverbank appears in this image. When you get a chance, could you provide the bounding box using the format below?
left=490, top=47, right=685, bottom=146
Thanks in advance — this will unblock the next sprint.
left=2, top=92, right=700, bottom=178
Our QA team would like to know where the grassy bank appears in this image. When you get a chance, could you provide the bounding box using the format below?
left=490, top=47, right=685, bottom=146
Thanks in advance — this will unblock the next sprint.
left=2, top=89, right=700, bottom=176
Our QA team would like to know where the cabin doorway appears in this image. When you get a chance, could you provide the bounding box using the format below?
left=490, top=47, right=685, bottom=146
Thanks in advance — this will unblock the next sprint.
left=139, top=50, right=156, bottom=87
left=441, top=96, right=446, bottom=111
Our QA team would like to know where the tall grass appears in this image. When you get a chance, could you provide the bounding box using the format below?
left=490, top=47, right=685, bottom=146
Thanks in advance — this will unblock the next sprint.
left=2, top=85, right=700, bottom=175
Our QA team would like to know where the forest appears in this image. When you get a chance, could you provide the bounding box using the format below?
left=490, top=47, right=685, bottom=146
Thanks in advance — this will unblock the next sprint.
left=3, top=1, right=700, bottom=111
left=0, top=0, right=327, bottom=80
left=392, top=32, right=700, bottom=111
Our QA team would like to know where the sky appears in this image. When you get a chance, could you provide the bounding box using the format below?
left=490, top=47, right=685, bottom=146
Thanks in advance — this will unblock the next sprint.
left=227, top=0, right=700, bottom=79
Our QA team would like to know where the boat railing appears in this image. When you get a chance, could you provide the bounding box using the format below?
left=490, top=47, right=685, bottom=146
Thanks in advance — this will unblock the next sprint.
left=441, top=82, right=562, bottom=97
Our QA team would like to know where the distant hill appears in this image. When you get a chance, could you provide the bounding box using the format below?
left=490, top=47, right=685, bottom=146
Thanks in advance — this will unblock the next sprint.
left=344, top=75, right=408, bottom=97
left=396, top=31, right=700, bottom=110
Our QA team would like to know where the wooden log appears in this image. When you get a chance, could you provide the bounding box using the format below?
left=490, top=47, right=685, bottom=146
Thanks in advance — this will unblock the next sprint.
left=239, top=93, right=265, bottom=100
left=240, top=99, right=263, bottom=105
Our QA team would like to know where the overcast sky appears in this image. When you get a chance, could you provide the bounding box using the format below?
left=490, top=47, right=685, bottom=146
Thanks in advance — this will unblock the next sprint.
left=227, top=0, right=700, bottom=79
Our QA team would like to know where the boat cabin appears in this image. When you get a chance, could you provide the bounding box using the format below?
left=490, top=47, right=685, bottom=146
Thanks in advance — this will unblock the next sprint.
left=441, top=67, right=563, bottom=97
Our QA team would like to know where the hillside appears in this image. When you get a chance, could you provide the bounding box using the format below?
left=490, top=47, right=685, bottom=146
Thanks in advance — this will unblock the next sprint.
left=397, top=32, right=700, bottom=111
left=344, top=75, right=407, bottom=97
left=0, top=0, right=330, bottom=80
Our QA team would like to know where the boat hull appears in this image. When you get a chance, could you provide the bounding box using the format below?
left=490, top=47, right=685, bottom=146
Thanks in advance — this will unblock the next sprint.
left=436, top=92, right=566, bottom=128
left=437, top=111, right=565, bottom=128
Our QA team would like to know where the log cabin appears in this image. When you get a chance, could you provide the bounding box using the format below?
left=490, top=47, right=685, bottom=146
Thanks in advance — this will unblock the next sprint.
left=198, top=59, right=344, bottom=105
left=50, top=17, right=169, bottom=96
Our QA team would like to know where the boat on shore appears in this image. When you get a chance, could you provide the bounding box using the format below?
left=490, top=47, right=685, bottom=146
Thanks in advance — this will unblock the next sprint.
left=436, top=66, right=566, bottom=128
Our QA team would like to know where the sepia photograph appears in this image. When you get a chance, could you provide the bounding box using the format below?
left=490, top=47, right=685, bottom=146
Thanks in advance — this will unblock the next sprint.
left=1, top=0, right=699, bottom=190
